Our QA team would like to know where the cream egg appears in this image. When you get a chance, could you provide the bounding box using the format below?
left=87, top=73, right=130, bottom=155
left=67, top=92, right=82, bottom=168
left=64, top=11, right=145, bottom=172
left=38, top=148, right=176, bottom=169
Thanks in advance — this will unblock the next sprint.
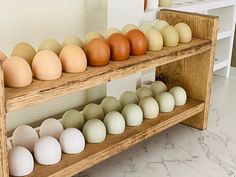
left=101, top=96, right=122, bottom=115
left=119, top=91, right=139, bottom=107
left=59, top=128, right=85, bottom=154
left=39, top=118, right=64, bottom=140
left=8, top=146, right=34, bottom=176
left=136, top=87, right=153, bottom=100
left=13, top=125, right=39, bottom=152
left=161, top=25, right=180, bottom=47
left=103, top=28, right=121, bottom=39
left=103, top=111, right=126, bottom=135
left=34, top=136, right=62, bottom=165
left=84, top=32, right=104, bottom=44
left=83, top=103, right=104, bottom=121
left=0, top=51, right=7, bottom=61
left=122, top=103, right=143, bottom=126
left=59, top=44, right=87, bottom=73
left=175, top=23, right=192, bottom=43
left=61, top=109, right=84, bottom=130
left=2, top=56, right=32, bottom=88
left=32, top=50, right=62, bottom=81
left=151, top=81, right=167, bottom=97
left=156, top=92, right=175, bottom=112
left=153, top=20, right=169, bottom=31
left=139, top=97, right=159, bottom=119
left=122, top=24, right=138, bottom=34
left=169, top=86, right=187, bottom=106
left=83, top=119, right=106, bottom=143
left=144, top=27, right=163, bottom=51
left=7, top=139, right=12, bottom=151
left=38, top=39, right=62, bottom=55
left=63, top=35, right=84, bottom=48
left=139, top=23, right=153, bottom=33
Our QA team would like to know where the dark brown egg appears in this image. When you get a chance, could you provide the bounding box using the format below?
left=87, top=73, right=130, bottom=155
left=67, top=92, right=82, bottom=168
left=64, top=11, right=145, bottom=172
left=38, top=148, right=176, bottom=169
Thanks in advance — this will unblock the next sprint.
left=106, top=33, right=130, bottom=61
left=85, top=38, right=110, bottom=67
left=126, top=29, right=148, bottom=56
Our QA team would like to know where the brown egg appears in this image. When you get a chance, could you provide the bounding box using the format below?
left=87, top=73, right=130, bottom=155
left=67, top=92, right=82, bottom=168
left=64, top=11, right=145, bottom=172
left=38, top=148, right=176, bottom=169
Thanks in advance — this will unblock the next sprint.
left=11, top=42, right=36, bottom=65
left=0, top=51, right=7, bottom=61
left=32, top=50, right=62, bottom=81
left=85, top=38, right=110, bottom=67
left=126, top=29, right=148, bottom=56
left=2, top=56, right=32, bottom=88
left=106, top=33, right=130, bottom=61
left=59, top=44, right=87, bottom=73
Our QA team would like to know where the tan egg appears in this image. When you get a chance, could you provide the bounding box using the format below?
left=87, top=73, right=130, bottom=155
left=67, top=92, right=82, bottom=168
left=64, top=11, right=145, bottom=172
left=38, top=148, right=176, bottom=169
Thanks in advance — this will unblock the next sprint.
left=175, top=23, right=192, bottom=43
left=84, top=32, right=104, bottom=44
left=144, top=27, right=163, bottom=51
left=0, top=51, right=7, bottom=61
left=122, top=24, right=138, bottom=34
left=63, top=35, right=84, bottom=48
left=103, top=28, right=121, bottom=39
left=38, top=39, right=62, bottom=55
left=59, top=44, right=87, bottom=73
left=153, top=20, right=169, bottom=31
left=11, top=42, right=36, bottom=65
left=139, top=23, right=153, bottom=33
left=2, top=56, right=32, bottom=88
left=161, top=26, right=179, bottom=47
left=32, top=50, right=62, bottom=81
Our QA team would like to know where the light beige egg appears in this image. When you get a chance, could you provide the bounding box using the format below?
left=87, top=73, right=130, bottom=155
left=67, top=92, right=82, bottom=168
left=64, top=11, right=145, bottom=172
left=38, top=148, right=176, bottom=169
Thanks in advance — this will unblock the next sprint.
left=136, top=87, right=153, bottom=100
left=169, top=86, right=187, bottom=106
left=61, top=109, right=84, bottom=130
left=84, top=32, right=104, bottom=44
left=153, top=20, right=169, bottom=31
left=0, top=51, right=7, bottom=61
left=103, top=28, right=121, bottom=39
left=139, top=97, right=159, bottom=119
left=139, top=23, right=153, bottom=33
left=122, top=24, right=138, bottom=34
left=63, top=35, right=84, bottom=48
left=144, top=27, right=163, bottom=51
left=38, top=39, right=62, bottom=55
left=151, top=81, right=167, bottom=97
left=156, top=92, right=175, bottom=112
left=83, top=103, right=104, bottom=121
left=161, top=25, right=180, bottom=47
left=7, top=139, right=12, bottom=151
left=175, top=23, right=192, bottom=43
left=119, top=91, right=139, bottom=107
left=101, top=96, right=122, bottom=115
left=122, top=103, right=143, bottom=126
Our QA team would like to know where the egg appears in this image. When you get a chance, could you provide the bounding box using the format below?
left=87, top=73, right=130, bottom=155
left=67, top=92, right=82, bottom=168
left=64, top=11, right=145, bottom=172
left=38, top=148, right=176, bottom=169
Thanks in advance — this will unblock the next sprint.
left=11, top=42, right=36, bottom=65
left=85, top=38, right=110, bottom=67
left=122, top=24, right=138, bottom=34
left=59, top=44, right=87, bottom=73
left=119, top=91, right=139, bottom=107
left=175, top=23, right=192, bottom=43
left=161, top=25, right=180, bottom=47
left=61, top=109, right=84, bottom=129
left=8, top=147, right=34, bottom=176
left=156, top=92, right=175, bottom=112
left=151, top=81, right=167, bottom=97
left=84, top=32, right=104, bottom=44
left=153, top=20, right=169, bottom=31
left=103, top=111, right=126, bottom=135
left=122, top=103, right=143, bottom=126
left=32, top=50, right=62, bottom=81
left=169, top=86, right=187, bottom=106
left=83, top=119, right=106, bottom=143
left=34, top=136, right=62, bottom=165
left=126, top=29, right=148, bottom=56
left=39, top=118, right=64, bottom=140
left=83, top=103, right=104, bottom=121
left=13, top=125, right=39, bottom=152
left=2, top=56, right=32, bottom=88
left=7, top=139, right=12, bottom=151
left=104, top=28, right=121, bottom=39
left=144, top=27, right=163, bottom=51
left=101, top=96, right=122, bottom=115
left=63, top=35, right=84, bottom=48
left=106, top=33, right=130, bottom=61
left=141, top=80, right=153, bottom=88
left=0, top=51, right=7, bottom=61
left=139, top=97, right=159, bottom=119
left=136, top=87, right=153, bottom=100
left=59, top=128, right=85, bottom=154
left=139, top=23, right=153, bottom=33
left=38, top=39, right=62, bottom=55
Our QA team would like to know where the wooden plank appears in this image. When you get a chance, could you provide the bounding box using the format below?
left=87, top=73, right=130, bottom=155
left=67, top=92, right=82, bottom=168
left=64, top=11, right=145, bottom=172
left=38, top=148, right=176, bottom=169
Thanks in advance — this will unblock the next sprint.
left=20, top=98, right=204, bottom=177
left=5, top=38, right=211, bottom=113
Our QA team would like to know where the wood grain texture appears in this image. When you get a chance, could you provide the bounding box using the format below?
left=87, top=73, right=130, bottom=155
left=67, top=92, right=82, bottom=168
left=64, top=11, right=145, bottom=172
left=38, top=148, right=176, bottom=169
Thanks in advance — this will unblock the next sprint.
left=20, top=98, right=204, bottom=177
left=5, top=38, right=211, bottom=113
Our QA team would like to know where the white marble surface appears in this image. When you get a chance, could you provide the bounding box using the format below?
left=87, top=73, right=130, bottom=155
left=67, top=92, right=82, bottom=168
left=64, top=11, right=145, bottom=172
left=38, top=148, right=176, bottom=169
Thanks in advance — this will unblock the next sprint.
left=76, top=72, right=236, bottom=177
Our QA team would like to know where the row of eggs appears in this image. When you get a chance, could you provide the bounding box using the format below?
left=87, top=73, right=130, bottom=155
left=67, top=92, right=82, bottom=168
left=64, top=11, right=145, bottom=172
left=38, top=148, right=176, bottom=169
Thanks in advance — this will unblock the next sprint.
left=8, top=80, right=187, bottom=176
left=0, top=19, right=192, bottom=88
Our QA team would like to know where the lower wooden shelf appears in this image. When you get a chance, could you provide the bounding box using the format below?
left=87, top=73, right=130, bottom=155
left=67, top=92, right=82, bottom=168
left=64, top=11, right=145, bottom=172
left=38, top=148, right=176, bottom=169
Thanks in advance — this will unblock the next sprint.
left=21, top=98, right=204, bottom=177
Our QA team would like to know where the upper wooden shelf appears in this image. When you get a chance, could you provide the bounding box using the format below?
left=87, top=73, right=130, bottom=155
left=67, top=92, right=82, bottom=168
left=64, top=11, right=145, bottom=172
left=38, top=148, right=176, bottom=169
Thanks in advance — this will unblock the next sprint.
left=5, top=38, right=211, bottom=112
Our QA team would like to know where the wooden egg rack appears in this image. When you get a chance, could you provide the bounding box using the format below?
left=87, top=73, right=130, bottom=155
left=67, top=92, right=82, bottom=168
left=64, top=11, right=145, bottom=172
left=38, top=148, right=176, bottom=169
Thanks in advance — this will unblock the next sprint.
left=0, top=10, right=218, bottom=177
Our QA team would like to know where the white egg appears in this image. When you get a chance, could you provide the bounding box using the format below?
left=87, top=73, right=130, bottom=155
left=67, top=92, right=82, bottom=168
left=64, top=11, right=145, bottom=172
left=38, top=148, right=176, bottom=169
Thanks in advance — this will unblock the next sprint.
left=151, top=81, right=167, bottom=97
left=122, top=24, right=138, bottom=34
left=83, top=119, right=106, bottom=143
left=104, top=28, right=121, bottom=39
left=139, top=97, right=159, bottom=119
left=7, top=139, right=12, bottom=151
left=61, top=109, right=84, bottom=130
left=101, top=96, right=122, bottom=115
left=59, top=128, right=85, bottom=154
left=8, top=146, right=34, bottom=176
left=156, top=92, right=175, bottom=113
left=83, top=103, right=104, bottom=121
left=153, top=20, right=169, bottom=31
left=119, top=91, right=139, bottom=107
left=136, top=87, right=153, bottom=100
left=34, top=136, right=62, bottom=165
left=39, top=118, right=64, bottom=140
left=122, top=104, right=143, bottom=126
left=169, top=86, right=187, bottom=106
left=103, top=111, right=126, bottom=134
left=144, top=28, right=164, bottom=51
left=13, top=125, right=39, bottom=152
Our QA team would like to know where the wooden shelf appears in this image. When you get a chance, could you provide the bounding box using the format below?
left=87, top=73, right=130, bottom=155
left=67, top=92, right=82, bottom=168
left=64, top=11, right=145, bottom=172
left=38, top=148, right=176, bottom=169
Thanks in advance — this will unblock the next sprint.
left=5, top=38, right=211, bottom=113
left=20, top=98, right=204, bottom=177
